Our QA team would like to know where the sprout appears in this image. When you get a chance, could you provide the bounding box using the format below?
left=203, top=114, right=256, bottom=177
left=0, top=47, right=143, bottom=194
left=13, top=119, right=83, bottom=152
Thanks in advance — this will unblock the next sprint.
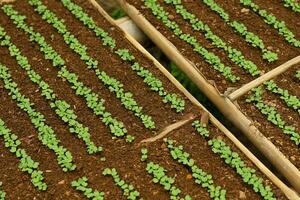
left=71, top=177, right=104, bottom=200
left=59, top=0, right=185, bottom=113
left=247, top=87, right=300, bottom=145
left=208, top=138, right=275, bottom=199
left=0, top=118, right=48, bottom=190
left=0, top=62, right=75, bottom=172
left=164, top=0, right=262, bottom=75
left=126, top=135, right=135, bottom=143
left=166, top=139, right=226, bottom=199
left=144, top=0, right=240, bottom=82
left=141, top=148, right=148, bottom=161
left=240, top=0, right=300, bottom=47
left=1, top=3, right=130, bottom=139
left=0, top=24, right=102, bottom=155
left=146, top=161, right=191, bottom=199
left=103, top=168, right=141, bottom=199
left=0, top=182, right=6, bottom=200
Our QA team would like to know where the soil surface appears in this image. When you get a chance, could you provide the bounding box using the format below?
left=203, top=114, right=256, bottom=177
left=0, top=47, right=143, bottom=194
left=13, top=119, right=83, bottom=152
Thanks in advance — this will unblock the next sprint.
left=0, top=0, right=287, bottom=199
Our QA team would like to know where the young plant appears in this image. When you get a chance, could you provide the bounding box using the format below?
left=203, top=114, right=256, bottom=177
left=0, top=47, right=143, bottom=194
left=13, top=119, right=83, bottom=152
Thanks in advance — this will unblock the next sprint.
left=265, top=80, right=300, bottom=115
left=60, top=0, right=186, bottom=113
left=71, top=177, right=104, bottom=200
left=103, top=168, right=141, bottom=200
left=0, top=63, right=75, bottom=172
left=200, top=0, right=277, bottom=62
left=240, top=0, right=300, bottom=48
left=166, top=139, right=227, bottom=199
left=192, top=123, right=276, bottom=199
left=296, top=70, right=300, bottom=80
left=0, top=8, right=130, bottom=139
left=143, top=0, right=240, bottom=83
left=165, top=0, right=262, bottom=75
left=192, top=120, right=210, bottom=138
left=0, top=27, right=102, bottom=154
left=0, top=119, right=48, bottom=190
left=208, top=139, right=275, bottom=200
left=282, top=0, right=300, bottom=13
left=246, top=87, right=300, bottom=145
left=141, top=148, right=148, bottom=162
left=27, top=0, right=156, bottom=130
left=0, top=182, right=6, bottom=200
left=146, top=162, right=192, bottom=200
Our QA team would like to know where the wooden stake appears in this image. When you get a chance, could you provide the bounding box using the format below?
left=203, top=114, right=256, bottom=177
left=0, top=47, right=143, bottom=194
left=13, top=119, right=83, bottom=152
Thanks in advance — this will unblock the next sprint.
left=228, top=55, right=300, bottom=101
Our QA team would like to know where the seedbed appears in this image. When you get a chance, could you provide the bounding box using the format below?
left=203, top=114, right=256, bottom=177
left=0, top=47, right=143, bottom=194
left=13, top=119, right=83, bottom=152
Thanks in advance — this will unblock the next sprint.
left=0, top=0, right=294, bottom=199
left=117, top=0, right=300, bottom=191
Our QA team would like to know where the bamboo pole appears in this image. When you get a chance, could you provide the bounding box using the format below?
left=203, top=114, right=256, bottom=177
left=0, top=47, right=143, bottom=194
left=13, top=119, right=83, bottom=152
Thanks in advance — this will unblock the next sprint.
left=114, top=0, right=300, bottom=195
left=228, top=55, right=300, bottom=101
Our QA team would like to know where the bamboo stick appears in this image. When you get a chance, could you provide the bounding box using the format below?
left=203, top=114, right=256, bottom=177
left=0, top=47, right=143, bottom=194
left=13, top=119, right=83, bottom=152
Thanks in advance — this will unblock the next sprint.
left=114, top=0, right=300, bottom=196
left=228, top=55, right=300, bottom=100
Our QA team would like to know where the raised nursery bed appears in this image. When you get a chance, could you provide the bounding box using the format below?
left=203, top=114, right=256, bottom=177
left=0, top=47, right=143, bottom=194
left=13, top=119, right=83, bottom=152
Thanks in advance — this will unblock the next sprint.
left=116, top=0, right=300, bottom=192
left=0, top=0, right=297, bottom=199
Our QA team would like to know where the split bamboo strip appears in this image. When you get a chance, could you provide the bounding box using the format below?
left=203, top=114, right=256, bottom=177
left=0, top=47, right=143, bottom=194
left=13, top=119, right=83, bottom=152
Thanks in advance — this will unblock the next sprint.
left=228, top=55, right=300, bottom=101
left=114, top=0, right=300, bottom=195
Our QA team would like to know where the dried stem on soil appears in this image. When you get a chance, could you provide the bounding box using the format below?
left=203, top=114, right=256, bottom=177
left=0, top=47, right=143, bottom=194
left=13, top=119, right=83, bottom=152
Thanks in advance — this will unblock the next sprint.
left=140, top=112, right=198, bottom=144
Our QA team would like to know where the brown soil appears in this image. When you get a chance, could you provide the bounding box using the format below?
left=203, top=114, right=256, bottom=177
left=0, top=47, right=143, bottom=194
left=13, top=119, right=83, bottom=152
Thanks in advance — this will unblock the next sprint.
left=0, top=0, right=286, bottom=199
